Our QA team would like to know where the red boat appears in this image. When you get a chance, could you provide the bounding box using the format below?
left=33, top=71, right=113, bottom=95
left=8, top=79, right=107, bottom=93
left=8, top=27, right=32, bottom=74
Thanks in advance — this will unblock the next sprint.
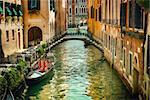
left=26, top=59, right=54, bottom=85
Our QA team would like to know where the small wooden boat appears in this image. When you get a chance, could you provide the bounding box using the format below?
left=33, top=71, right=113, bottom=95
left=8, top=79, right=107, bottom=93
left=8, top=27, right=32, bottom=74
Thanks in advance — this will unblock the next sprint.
left=26, top=59, right=54, bottom=85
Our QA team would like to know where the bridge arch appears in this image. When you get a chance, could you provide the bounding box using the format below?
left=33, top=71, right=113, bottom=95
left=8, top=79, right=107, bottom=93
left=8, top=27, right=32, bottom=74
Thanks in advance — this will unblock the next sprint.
left=28, top=26, right=42, bottom=47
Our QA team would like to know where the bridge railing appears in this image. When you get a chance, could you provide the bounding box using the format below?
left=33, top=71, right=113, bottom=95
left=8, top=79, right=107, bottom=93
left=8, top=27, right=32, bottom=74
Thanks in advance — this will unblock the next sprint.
left=66, top=32, right=88, bottom=37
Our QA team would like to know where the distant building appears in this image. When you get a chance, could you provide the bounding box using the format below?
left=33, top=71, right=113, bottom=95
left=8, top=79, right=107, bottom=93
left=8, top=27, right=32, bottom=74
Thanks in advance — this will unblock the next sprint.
left=68, top=0, right=87, bottom=28
left=0, top=0, right=23, bottom=60
left=22, top=0, right=55, bottom=47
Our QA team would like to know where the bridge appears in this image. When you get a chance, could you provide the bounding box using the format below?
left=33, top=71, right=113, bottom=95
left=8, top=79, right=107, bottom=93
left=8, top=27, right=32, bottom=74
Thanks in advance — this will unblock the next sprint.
left=47, top=30, right=103, bottom=52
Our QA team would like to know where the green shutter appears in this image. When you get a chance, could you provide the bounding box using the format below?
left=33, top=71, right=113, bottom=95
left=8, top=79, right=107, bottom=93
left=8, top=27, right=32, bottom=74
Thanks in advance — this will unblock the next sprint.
left=19, top=10, right=23, bottom=16
left=0, top=6, right=3, bottom=14
left=13, top=8, right=17, bottom=16
left=6, top=7, right=12, bottom=16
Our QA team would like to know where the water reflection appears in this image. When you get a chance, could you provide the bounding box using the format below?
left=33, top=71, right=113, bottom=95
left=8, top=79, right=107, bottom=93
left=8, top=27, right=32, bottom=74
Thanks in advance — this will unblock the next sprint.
left=25, top=40, right=136, bottom=100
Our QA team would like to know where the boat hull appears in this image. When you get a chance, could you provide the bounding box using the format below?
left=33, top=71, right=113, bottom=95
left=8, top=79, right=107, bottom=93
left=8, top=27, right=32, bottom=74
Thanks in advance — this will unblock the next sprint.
left=26, top=67, right=53, bottom=85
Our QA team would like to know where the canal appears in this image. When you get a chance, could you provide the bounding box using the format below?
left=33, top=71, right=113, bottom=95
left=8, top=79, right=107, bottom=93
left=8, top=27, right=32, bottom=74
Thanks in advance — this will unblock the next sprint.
left=25, top=40, right=137, bottom=100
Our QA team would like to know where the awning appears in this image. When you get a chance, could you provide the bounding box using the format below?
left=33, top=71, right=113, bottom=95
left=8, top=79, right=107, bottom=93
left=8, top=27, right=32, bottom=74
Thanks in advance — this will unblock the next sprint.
left=6, top=7, right=12, bottom=16
left=19, top=10, right=23, bottom=16
left=0, top=6, right=3, bottom=14
left=12, top=8, right=17, bottom=16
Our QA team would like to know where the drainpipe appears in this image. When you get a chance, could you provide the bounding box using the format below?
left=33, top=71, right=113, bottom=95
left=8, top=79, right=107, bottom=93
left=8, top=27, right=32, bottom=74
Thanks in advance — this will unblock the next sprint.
left=48, top=0, right=50, bottom=42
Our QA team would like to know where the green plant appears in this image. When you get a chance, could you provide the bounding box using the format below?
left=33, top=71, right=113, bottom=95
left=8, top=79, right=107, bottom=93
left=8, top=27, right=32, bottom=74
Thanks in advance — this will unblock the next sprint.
left=42, top=43, right=48, bottom=49
left=17, top=59, right=27, bottom=71
left=37, top=47, right=44, bottom=56
left=0, top=75, right=7, bottom=95
left=137, top=0, right=150, bottom=11
left=4, top=68, right=22, bottom=90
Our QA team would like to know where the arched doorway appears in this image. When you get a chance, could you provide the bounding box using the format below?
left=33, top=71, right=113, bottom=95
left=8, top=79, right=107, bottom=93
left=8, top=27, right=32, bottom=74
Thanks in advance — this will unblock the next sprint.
left=28, top=27, right=42, bottom=47
left=0, top=30, right=4, bottom=63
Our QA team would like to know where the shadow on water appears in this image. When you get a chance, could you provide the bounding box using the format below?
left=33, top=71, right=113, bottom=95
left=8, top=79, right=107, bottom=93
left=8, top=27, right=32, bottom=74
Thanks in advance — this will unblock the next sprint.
left=25, top=70, right=54, bottom=100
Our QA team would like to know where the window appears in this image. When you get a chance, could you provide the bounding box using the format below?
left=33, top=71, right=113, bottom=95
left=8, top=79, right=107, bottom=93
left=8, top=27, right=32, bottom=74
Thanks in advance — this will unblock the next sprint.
left=121, top=40, right=123, bottom=60
left=12, top=30, right=15, bottom=40
left=28, top=0, right=40, bottom=10
left=76, top=8, right=77, bottom=14
left=129, top=53, right=133, bottom=75
left=115, top=38, right=117, bottom=56
left=109, top=36, right=111, bottom=50
left=91, top=6, right=94, bottom=18
left=99, top=5, right=101, bottom=21
left=123, top=49, right=126, bottom=68
left=104, top=34, right=107, bottom=47
left=70, top=8, right=71, bottom=14
left=6, top=31, right=9, bottom=42
left=96, top=9, right=97, bottom=21
left=120, top=2, right=126, bottom=26
left=134, top=3, right=144, bottom=29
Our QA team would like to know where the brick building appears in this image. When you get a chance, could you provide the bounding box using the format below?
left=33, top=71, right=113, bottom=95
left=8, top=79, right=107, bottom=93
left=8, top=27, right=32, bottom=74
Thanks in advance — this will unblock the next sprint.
left=87, top=0, right=150, bottom=99
left=0, top=0, right=23, bottom=61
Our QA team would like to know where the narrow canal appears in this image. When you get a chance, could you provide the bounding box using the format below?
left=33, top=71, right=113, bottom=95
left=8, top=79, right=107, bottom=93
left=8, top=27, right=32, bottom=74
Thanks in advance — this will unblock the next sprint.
left=25, top=40, right=136, bottom=100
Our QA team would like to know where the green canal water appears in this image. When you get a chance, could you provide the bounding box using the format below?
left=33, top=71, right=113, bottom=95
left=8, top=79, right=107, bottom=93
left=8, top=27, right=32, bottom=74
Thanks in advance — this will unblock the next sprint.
left=25, top=40, right=137, bottom=100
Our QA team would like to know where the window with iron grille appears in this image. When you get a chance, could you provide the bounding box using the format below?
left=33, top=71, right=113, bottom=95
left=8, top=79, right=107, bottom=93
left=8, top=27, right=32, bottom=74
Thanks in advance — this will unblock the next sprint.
left=28, top=0, right=40, bottom=11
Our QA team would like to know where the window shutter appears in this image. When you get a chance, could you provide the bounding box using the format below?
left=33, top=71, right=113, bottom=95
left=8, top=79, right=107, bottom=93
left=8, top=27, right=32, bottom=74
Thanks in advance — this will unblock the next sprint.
left=96, top=9, right=97, bottom=21
left=90, top=6, right=92, bottom=18
left=99, top=6, right=101, bottom=21
left=28, top=0, right=31, bottom=10
left=135, top=3, right=143, bottom=29
left=129, top=1, right=132, bottom=27
left=120, top=3, right=126, bottom=26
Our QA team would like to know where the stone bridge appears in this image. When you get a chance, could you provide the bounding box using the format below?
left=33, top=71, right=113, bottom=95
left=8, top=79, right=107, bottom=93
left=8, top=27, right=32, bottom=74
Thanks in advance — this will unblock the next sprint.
left=48, top=32, right=103, bottom=52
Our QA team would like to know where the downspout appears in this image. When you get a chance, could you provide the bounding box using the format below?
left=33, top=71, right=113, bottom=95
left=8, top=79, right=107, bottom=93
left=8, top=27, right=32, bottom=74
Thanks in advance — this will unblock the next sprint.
left=48, top=0, right=50, bottom=40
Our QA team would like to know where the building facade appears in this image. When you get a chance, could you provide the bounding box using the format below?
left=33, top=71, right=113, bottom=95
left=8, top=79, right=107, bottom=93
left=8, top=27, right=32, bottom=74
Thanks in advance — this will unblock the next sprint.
left=68, top=0, right=87, bottom=27
left=144, top=12, right=150, bottom=100
left=22, top=0, right=55, bottom=48
left=55, top=0, right=67, bottom=35
left=0, top=0, right=23, bottom=61
left=88, top=0, right=149, bottom=99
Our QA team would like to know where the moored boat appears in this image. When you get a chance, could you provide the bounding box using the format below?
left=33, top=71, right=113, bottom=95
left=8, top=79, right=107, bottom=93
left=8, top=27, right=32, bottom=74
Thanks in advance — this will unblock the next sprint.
left=26, top=59, right=54, bottom=85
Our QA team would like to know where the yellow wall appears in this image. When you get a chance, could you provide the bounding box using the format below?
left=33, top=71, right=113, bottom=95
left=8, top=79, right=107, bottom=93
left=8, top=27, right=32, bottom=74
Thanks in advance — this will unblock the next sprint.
left=23, top=0, right=51, bottom=47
